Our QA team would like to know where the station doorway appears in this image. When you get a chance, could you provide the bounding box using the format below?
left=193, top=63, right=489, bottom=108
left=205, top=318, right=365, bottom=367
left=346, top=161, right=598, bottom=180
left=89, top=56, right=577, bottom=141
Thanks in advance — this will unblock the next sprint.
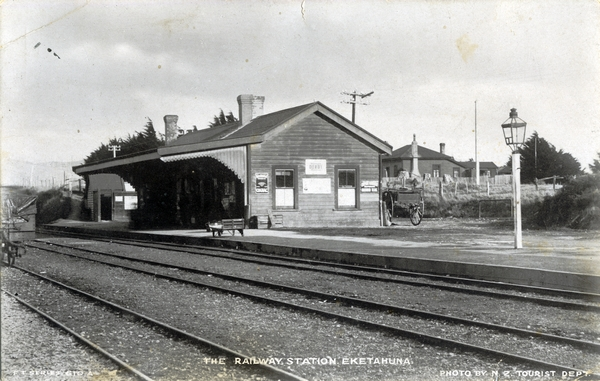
left=171, top=157, right=245, bottom=228
left=100, top=194, right=112, bottom=220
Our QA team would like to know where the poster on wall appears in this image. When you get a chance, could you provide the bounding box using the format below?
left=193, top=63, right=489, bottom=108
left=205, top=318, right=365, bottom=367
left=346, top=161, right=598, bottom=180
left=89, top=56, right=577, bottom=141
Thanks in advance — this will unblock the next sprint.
left=124, top=195, right=138, bottom=210
left=255, top=173, right=269, bottom=193
left=361, top=180, right=379, bottom=193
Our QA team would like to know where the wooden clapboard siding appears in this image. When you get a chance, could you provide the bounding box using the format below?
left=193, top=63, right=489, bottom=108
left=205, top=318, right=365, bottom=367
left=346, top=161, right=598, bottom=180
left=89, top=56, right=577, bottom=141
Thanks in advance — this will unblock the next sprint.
left=248, top=113, right=381, bottom=227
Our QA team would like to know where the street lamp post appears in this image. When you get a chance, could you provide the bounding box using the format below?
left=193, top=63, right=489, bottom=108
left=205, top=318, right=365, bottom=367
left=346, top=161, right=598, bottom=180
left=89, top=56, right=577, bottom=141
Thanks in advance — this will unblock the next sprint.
left=501, top=108, right=527, bottom=249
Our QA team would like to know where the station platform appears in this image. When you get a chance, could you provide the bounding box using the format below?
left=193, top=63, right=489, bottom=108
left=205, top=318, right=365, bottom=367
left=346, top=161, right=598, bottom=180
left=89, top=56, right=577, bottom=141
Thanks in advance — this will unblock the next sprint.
left=39, top=219, right=600, bottom=294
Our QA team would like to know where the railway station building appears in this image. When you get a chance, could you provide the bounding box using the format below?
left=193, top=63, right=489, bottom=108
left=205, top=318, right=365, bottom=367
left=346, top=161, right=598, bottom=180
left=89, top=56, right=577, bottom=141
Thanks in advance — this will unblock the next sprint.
left=73, top=95, right=392, bottom=229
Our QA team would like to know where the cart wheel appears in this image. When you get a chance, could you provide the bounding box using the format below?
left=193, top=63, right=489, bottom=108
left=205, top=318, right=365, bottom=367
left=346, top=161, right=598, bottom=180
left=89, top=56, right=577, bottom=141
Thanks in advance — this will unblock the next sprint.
left=409, top=205, right=423, bottom=226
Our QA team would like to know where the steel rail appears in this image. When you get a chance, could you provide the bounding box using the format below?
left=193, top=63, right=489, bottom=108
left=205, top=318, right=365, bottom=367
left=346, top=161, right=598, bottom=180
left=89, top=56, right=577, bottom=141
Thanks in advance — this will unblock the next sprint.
left=31, top=238, right=600, bottom=311
left=1, top=290, right=155, bottom=381
left=28, top=241, right=600, bottom=351
left=5, top=266, right=308, bottom=381
left=36, top=228, right=600, bottom=303
left=22, top=243, right=600, bottom=376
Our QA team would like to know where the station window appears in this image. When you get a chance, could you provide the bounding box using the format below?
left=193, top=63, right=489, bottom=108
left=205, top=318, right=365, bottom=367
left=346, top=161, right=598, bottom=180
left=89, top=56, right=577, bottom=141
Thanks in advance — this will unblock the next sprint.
left=336, top=166, right=359, bottom=209
left=432, top=164, right=441, bottom=178
left=274, top=168, right=296, bottom=209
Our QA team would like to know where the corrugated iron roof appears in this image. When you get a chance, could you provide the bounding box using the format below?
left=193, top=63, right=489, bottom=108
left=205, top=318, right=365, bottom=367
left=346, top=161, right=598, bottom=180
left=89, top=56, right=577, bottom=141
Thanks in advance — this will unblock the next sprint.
left=225, top=103, right=314, bottom=139
left=166, top=103, right=314, bottom=146
left=389, top=144, right=452, bottom=160
left=168, top=121, right=242, bottom=146
left=387, top=144, right=464, bottom=167
left=458, top=161, right=499, bottom=169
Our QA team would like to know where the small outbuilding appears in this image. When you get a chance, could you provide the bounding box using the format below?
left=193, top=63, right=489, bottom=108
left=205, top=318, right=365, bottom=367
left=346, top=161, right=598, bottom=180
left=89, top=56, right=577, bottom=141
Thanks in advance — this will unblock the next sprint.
left=457, top=161, right=499, bottom=179
left=84, top=174, right=138, bottom=222
left=74, top=95, right=392, bottom=228
left=2, top=196, right=37, bottom=241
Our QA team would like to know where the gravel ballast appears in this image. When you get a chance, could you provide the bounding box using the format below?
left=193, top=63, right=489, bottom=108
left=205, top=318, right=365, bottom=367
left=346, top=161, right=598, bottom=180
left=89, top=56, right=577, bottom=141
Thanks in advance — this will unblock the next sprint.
left=1, top=291, right=136, bottom=381
left=4, top=242, right=596, bottom=380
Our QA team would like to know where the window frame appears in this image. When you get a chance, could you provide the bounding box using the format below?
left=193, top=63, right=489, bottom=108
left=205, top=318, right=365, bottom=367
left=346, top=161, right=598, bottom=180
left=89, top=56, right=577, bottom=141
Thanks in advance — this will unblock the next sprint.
left=432, top=164, right=441, bottom=178
left=453, top=167, right=460, bottom=178
left=272, top=165, right=298, bottom=210
left=335, top=165, right=360, bottom=210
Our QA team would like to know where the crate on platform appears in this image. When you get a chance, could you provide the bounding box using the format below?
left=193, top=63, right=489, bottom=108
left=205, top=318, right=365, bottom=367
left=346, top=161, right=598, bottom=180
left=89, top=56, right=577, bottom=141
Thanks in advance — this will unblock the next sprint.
left=271, top=214, right=283, bottom=228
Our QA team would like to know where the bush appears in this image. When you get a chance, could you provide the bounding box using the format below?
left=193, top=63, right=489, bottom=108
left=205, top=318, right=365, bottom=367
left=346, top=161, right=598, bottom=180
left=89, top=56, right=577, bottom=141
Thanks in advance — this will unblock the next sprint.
left=36, top=189, right=72, bottom=225
left=534, top=174, right=600, bottom=229
left=423, top=193, right=500, bottom=219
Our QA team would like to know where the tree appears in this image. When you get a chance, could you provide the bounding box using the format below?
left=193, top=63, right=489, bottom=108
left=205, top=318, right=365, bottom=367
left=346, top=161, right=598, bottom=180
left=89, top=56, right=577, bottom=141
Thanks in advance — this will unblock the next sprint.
left=505, top=132, right=582, bottom=183
left=84, top=118, right=164, bottom=164
left=589, top=152, right=600, bottom=174
left=208, top=109, right=237, bottom=128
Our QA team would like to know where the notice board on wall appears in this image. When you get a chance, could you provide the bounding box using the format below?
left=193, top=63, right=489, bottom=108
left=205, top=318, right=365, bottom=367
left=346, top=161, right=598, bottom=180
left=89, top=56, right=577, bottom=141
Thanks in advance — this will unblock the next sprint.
left=302, top=178, right=331, bottom=194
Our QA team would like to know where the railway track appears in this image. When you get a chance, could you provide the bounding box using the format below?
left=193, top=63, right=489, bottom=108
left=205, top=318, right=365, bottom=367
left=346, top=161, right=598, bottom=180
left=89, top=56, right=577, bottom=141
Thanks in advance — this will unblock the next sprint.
left=2, top=290, right=154, bottom=381
left=9, top=236, right=600, bottom=379
left=36, top=230, right=600, bottom=305
left=29, top=237, right=600, bottom=314
left=2, top=269, right=307, bottom=381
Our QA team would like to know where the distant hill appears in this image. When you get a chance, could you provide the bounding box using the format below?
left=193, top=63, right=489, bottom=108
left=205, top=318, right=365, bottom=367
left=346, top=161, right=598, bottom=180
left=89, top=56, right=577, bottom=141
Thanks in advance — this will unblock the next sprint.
left=1, top=158, right=82, bottom=189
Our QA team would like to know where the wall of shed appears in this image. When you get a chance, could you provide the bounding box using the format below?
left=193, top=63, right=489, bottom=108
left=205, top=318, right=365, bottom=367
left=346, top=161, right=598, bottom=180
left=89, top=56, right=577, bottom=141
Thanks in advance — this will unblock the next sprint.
left=112, top=191, right=138, bottom=222
left=85, top=174, right=125, bottom=220
left=247, top=113, right=381, bottom=228
left=462, top=167, right=498, bottom=178
left=6, top=205, right=36, bottom=241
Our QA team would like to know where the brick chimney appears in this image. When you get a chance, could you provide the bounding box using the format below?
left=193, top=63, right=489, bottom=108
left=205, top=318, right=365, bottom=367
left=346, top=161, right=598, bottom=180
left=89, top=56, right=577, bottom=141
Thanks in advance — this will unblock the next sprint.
left=440, top=143, right=446, bottom=155
left=237, top=95, right=265, bottom=126
left=164, top=115, right=179, bottom=144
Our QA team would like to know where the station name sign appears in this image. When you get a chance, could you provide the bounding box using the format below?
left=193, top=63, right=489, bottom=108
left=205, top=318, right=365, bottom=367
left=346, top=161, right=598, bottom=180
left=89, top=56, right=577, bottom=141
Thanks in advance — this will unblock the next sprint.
left=305, top=159, right=327, bottom=175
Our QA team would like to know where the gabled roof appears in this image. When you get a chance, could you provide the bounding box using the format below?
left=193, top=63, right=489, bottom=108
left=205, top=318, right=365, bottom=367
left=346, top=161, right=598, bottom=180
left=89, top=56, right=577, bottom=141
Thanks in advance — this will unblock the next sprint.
left=387, top=144, right=463, bottom=166
left=458, top=161, right=499, bottom=169
left=158, top=101, right=392, bottom=157
left=74, top=100, right=392, bottom=175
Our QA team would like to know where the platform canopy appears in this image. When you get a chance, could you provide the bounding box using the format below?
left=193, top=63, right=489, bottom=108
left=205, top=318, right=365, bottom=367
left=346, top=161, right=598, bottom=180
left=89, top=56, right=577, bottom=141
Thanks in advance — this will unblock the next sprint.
left=160, top=146, right=246, bottom=183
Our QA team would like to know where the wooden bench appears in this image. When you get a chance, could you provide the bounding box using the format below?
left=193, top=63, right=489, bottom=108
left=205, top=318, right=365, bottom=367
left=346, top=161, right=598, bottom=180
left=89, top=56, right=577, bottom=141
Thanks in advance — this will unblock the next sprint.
left=207, top=218, right=245, bottom=237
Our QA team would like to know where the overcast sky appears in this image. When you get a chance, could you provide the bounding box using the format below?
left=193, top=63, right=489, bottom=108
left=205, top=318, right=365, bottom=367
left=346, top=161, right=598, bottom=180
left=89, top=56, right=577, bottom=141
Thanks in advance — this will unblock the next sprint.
left=2, top=0, right=599, bottom=184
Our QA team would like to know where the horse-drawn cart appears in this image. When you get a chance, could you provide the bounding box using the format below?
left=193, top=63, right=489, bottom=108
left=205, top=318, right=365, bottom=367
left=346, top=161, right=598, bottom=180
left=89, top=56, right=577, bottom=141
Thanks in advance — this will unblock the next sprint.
left=383, top=187, right=424, bottom=226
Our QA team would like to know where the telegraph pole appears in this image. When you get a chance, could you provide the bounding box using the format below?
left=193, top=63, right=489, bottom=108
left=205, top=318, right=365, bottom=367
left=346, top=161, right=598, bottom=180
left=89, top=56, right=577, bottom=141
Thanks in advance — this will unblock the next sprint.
left=342, top=90, right=374, bottom=124
left=108, top=145, right=121, bottom=158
